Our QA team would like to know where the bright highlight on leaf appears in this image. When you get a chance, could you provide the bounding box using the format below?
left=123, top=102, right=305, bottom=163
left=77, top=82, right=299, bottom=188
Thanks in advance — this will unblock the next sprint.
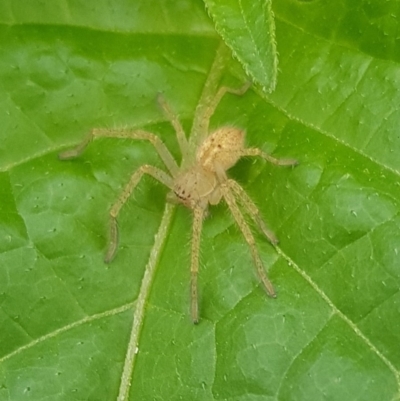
left=204, top=0, right=278, bottom=92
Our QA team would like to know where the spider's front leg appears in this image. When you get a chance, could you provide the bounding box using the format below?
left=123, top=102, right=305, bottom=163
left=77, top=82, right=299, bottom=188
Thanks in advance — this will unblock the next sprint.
left=190, top=206, right=205, bottom=324
left=58, top=127, right=178, bottom=263
left=105, top=165, right=174, bottom=262
left=227, top=179, right=278, bottom=245
left=220, top=183, right=277, bottom=298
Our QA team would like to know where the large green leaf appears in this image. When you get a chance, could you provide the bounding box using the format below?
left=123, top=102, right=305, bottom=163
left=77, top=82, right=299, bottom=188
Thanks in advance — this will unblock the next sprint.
left=1, top=1, right=400, bottom=400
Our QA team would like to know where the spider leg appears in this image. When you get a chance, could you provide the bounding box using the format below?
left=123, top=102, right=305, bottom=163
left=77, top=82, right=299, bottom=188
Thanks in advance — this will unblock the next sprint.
left=157, top=94, right=189, bottom=159
left=105, top=165, right=174, bottom=263
left=221, top=184, right=276, bottom=298
left=190, top=82, right=251, bottom=149
left=226, top=179, right=278, bottom=245
left=200, top=82, right=251, bottom=137
left=59, top=128, right=179, bottom=177
left=190, top=206, right=204, bottom=324
left=240, top=148, right=298, bottom=167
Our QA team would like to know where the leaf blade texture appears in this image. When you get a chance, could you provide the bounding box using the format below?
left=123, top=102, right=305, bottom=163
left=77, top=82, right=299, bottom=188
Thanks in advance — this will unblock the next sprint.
left=0, top=1, right=399, bottom=400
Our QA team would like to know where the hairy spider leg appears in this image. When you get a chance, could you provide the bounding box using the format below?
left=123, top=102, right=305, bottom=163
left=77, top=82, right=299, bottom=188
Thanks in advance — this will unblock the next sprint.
left=105, top=165, right=174, bottom=263
left=240, top=148, right=298, bottom=167
left=200, top=82, right=251, bottom=140
left=157, top=94, right=189, bottom=160
left=59, top=128, right=179, bottom=177
left=190, top=206, right=204, bottom=324
left=188, top=82, right=251, bottom=154
left=221, top=183, right=277, bottom=298
left=189, top=41, right=234, bottom=146
left=226, top=179, right=278, bottom=245
left=59, top=127, right=181, bottom=262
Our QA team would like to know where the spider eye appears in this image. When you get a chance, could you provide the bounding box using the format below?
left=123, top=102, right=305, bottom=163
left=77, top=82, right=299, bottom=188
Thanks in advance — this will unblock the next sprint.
left=174, top=190, right=185, bottom=200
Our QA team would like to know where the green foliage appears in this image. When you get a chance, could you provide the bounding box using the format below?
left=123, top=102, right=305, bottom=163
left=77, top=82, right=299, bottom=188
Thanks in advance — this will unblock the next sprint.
left=0, top=0, right=400, bottom=400
left=204, top=0, right=278, bottom=91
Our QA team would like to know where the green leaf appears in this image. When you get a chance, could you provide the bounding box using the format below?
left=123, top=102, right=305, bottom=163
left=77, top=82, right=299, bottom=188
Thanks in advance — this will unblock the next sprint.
left=204, top=0, right=278, bottom=91
left=1, top=1, right=400, bottom=401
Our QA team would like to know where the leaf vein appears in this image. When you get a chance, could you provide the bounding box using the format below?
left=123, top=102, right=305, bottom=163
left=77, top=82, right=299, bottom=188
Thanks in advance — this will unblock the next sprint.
left=0, top=302, right=133, bottom=364
left=275, top=246, right=400, bottom=389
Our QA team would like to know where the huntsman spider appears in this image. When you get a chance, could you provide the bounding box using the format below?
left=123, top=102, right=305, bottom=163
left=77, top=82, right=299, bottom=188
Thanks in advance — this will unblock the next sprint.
left=59, top=82, right=297, bottom=323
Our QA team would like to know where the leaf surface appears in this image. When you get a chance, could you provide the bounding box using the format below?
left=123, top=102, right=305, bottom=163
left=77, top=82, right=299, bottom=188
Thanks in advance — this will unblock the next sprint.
left=0, top=1, right=399, bottom=400
left=204, top=0, right=278, bottom=91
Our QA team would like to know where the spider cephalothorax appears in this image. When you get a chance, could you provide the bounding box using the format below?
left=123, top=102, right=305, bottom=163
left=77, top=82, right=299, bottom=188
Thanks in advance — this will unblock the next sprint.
left=59, top=83, right=296, bottom=323
left=170, top=127, right=244, bottom=209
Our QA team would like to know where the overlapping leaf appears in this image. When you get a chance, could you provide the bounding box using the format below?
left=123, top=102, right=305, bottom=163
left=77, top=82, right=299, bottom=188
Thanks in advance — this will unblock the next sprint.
left=204, top=0, right=278, bottom=91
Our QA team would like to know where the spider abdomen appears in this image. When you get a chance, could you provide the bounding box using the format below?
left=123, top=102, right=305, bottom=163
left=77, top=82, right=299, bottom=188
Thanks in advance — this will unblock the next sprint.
left=196, top=127, right=245, bottom=172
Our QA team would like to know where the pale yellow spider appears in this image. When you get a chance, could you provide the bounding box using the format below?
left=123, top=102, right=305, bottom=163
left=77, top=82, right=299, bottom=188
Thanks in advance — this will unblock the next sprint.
left=59, top=82, right=297, bottom=324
